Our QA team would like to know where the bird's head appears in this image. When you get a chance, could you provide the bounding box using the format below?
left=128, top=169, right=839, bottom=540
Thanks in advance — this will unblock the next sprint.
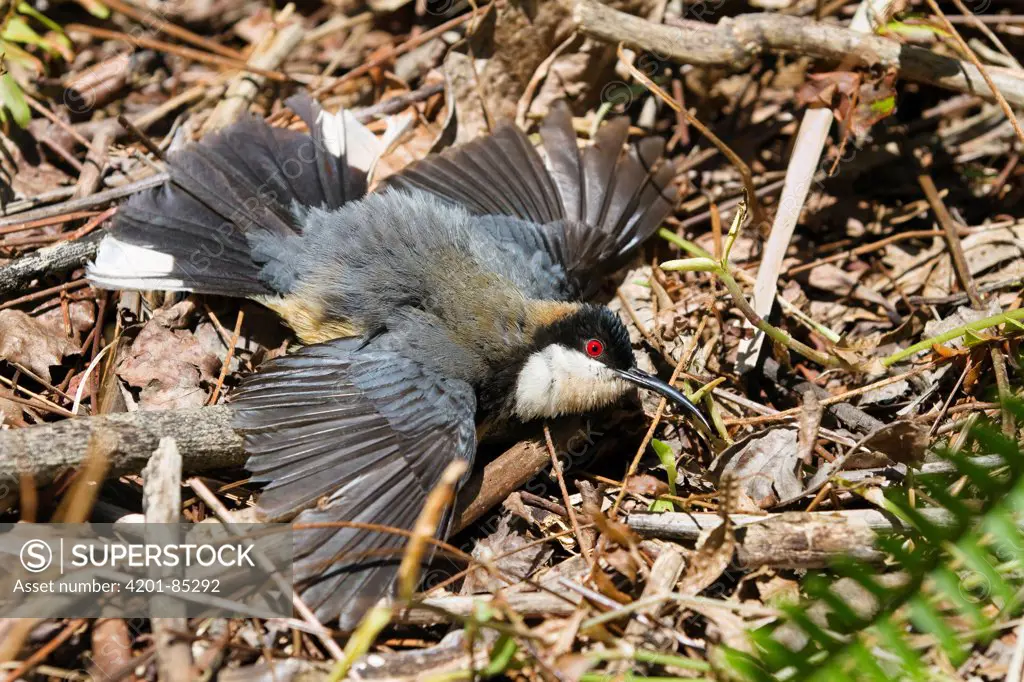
left=511, top=303, right=710, bottom=432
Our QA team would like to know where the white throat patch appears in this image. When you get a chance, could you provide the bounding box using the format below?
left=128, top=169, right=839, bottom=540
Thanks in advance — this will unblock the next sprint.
left=513, top=345, right=631, bottom=421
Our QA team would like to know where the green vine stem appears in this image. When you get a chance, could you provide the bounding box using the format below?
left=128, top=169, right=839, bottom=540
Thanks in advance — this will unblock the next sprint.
left=659, top=252, right=841, bottom=369
left=658, top=227, right=1024, bottom=371
left=880, top=308, right=1024, bottom=367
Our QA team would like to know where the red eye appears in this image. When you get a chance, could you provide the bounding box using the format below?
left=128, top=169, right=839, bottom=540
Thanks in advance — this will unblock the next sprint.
left=585, top=339, right=604, bottom=357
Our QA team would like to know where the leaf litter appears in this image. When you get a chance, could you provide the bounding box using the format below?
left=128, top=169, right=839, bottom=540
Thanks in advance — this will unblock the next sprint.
left=0, top=0, right=1021, bottom=679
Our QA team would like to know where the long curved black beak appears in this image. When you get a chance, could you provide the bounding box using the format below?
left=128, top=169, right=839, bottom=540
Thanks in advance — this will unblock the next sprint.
left=614, top=367, right=712, bottom=435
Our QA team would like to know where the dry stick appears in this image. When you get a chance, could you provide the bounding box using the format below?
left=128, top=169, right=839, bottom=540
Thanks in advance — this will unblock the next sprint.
left=0, top=406, right=245, bottom=492
left=0, top=375, right=75, bottom=418
left=1, top=619, right=87, bottom=682
left=0, top=279, right=90, bottom=310
left=144, top=438, right=193, bottom=682
left=74, top=124, right=116, bottom=200
left=207, top=310, right=244, bottom=406
left=736, top=0, right=893, bottom=373
left=543, top=424, right=592, bottom=566
left=101, top=0, right=242, bottom=60
left=452, top=439, right=549, bottom=533
left=0, top=173, right=168, bottom=228
left=785, top=229, right=945, bottom=276
left=187, top=478, right=346, bottom=661
left=572, top=0, right=1024, bottom=108
left=726, top=360, right=943, bottom=427
left=919, top=173, right=1016, bottom=436
left=0, top=406, right=561, bottom=553
left=923, top=0, right=1024, bottom=146
left=25, top=96, right=92, bottom=149
left=0, top=231, right=104, bottom=296
left=309, top=10, right=478, bottom=100
left=133, top=81, right=221, bottom=132
left=66, top=25, right=292, bottom=83
left=0, top=210, right=100, bottom=237
left=950, top=0, right=1021, bottom=70
left=202, top=19, right=306, bottom=133
left=615, top=44, right=764, bottom=229
left=301, top=11, right=373, bottom=46
left=626, top=507, right=986, bottom=568
left=118, top=115, right=166, bottom=161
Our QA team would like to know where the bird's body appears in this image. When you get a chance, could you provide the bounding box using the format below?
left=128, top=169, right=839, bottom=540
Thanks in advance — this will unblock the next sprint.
left=87, top=95, right=706, bottom=628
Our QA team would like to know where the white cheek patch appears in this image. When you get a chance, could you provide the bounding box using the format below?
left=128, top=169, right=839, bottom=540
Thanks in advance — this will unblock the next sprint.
left=87, top=236, right=188, bottom=290
left=513, top=345, right=631, bottom=421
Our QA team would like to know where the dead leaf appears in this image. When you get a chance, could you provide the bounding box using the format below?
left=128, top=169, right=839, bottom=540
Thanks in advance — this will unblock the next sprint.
left=678, top=475, right=738, bottom=595
left=711, top=429, right=803, bottom=509
left=625, top=473, right=668, bottom=497
left=864, top=420, right=931, bottom=466
left=797, top=390, right=822, bottom=466
left=117, top=303, right=220, bottom=410
left=463, top=514, right=552, bottom=594
left=0, top=387, right=24, bottom=426
left=603, top=547, right=639, bottom=583
left=797, top=70, right=898, bottom=139
left=0, top=309, right=78, bottom=379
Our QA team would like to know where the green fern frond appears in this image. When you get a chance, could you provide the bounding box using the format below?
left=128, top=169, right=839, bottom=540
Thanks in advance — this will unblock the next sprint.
left=722, top=398, right=1024, bottom=681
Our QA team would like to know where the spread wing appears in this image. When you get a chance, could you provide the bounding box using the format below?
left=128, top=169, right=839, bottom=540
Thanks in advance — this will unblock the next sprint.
left=231, top=335, right=476, bottom=628
left=380, top=101, right=679, bottom=292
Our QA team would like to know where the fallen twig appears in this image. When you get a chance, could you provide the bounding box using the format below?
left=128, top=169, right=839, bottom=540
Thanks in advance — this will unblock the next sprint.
left=144, top=438, right=193, bottom=682
left=573, top=0, right=1024, bottom=108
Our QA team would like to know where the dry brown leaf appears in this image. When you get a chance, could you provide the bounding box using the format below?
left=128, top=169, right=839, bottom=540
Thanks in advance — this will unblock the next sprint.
left=678, top=476, right=737, bottom=595
left=711, top=429, right=803, bottom=509
left=678, top=520, right=733, bottom=596
left=0, top=387, right=24, bottom=426
left=603, top=547, right=639, bottom=583
left=0, top=309, right=78, bottom=379
left=625, top=473, right=669, bottom=497
left=36, top=300, right=96, bottom=337
left=864, top=420, right=931, bottom=466
left=463, top=515, right=552, bottom=594
left=116, top=303, right=220, bottom=410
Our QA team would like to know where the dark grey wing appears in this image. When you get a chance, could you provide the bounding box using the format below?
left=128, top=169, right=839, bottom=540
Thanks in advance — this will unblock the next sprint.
left=231, top=336, right=476, bottom=629
left=380, top=101, right=679, bottom=290
left=88, top=94, right=378, bottom=297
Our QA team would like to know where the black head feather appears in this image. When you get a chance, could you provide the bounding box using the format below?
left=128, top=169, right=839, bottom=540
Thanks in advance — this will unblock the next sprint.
left=532, top=304, right=634, bottom=370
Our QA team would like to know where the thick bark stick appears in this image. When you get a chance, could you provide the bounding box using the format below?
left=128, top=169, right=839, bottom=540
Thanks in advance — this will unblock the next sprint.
left=0, top=406, right=594, bottom=531
left=0, top=234, right=102, bottom=297
left=574, top=0, right=1024, bottom=108
left=0, top=406, right=244, bottom=495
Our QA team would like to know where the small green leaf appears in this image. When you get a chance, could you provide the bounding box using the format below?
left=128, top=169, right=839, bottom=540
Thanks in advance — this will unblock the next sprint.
left=3, top=16, right=54, bottom=53
left=649, top=498, right=674, bottom=512
left=650, top=439, right=677, bottom=497
left=0, top=72, right=30, bottom=127
left=481, top=634, right=518, bottom=676
left=17, top=3, right=64, bottom=35
left=76, top=0, right=110, bottom=19
left=870, top=95, right=896, bottom=116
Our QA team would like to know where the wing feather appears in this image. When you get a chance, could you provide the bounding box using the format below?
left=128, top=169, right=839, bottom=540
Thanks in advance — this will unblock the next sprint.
left=379, top=101, right=679, bottom=294
left=232, top=334, right=475, bottom=629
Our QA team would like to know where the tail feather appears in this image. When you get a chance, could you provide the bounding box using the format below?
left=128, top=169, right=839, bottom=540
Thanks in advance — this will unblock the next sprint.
left=87, top=95, right=382, bottom=297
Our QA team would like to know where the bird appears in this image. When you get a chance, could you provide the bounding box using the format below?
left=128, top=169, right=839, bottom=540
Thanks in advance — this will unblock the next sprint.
left=87, top=94, right=710, bottom=629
